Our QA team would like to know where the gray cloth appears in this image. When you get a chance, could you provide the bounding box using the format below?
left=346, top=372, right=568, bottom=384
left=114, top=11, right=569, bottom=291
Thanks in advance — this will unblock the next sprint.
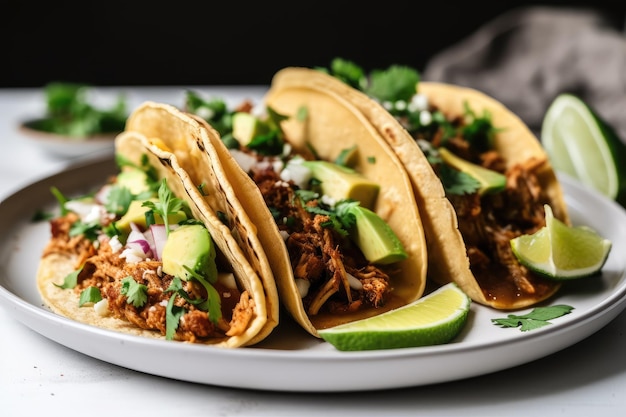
left=423, top=6, right=626, bottom=141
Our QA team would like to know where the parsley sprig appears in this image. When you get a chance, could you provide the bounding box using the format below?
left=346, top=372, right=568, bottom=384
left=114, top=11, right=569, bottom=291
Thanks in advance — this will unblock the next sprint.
left=492, top=305, right=574, bottom=331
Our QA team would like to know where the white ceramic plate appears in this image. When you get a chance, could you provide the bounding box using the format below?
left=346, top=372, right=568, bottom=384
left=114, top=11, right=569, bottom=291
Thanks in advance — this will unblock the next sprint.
left=1, top=157, right=625, bottom=393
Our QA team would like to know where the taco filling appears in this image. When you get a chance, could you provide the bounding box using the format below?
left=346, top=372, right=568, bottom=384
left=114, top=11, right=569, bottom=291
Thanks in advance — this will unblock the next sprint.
left=406, top=102, right=554, bottom=305
left=228, top=114, right=404, bottom=318
left=184, top=90, right=422, bottom=330
left=316, top=59, right=567, bottom=308
left=38, top=154, right=257, bottom=344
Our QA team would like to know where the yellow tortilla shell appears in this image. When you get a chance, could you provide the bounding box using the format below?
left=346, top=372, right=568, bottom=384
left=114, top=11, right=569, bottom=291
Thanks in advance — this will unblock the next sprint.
left=123, top=102, right=279, bottom=344
left=271, top=67, right=568, bottom=310
left=196, top=73, right=429, bottom=337
left=37, top=131, right=272, bottom=347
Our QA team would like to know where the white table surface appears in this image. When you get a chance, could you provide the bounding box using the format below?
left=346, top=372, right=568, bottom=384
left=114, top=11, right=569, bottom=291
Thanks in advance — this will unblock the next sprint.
left=1, top=87, right=625, bottom=417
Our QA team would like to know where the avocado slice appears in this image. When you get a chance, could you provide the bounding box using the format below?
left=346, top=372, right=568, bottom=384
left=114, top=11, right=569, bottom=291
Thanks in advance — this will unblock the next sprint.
left=115, top=199, right=188, bottom=236
left=342, top=203, right=407, bottom=265
left=301, top=160, right=380, bottom=210
left=232, top=112, right=269, bottom=147
left=161, top=224, right=217, bottom=282
left=438, top=147, right=506, bottom=195
left=116, top=168, right=151, bottom=195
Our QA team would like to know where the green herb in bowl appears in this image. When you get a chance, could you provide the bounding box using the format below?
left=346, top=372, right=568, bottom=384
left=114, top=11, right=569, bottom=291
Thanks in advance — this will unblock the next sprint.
left=23, top=82, right=128, bottom=138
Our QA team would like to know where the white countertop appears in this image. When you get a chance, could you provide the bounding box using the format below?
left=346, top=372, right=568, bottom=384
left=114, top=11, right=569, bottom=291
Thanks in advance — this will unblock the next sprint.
left=1, top=87, right=625, bottom=417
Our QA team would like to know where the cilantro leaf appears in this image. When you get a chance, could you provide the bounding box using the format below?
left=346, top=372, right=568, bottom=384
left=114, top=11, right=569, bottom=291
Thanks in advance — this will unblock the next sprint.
left=165, top=293, right=185, bottom=341
left=120, top=276, right=148, bottom=308
left=142, top=179, right=186, bottom=235
left=184, top=90, right=232, bottom=137
left=439, top=165, right=481, bottom=195
left=54, top=268, right=81, bottom=289
left=492, top=305, right=574, bottom=332
left=104, top=185, right=134, bottom=216
left=460, top=101, right=501, bottom=152
left=28, top=82, right=127, bottom=137
left=184, top=266, right=222, bottom=324
left=327, top=58, right=368, bottom=90
left=69, top=220, right=101, bottom=241
left=365, top=65, right=420, bottom=103
left=79, top=286, right=102, bottom=307
left=50, top=186, right=70, bottom=216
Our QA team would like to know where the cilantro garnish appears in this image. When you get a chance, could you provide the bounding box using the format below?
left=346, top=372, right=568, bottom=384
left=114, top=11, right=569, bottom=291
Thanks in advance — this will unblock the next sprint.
left=32, top=210, right=53, bottom=222
left=120, top=276, right=148, bottom=308
left=79, top=286, right=102, bottom=307
left=163, top=273, right=222, bottom=341
left=439, top=164, right=481, bottom=195
left=326, top=58, right=420, bottom=105
left=492, top=305, right=574, bottom=331
left=460, top=102, right=501, bottom=152
left=334, top=145, right=357, bottom=167
left=50, top=186, right=69, bottom=216
left=142, top=179, right=187, bottom=235
left=326, top=58, right=368, bottom=90
left=184, top=90, right=232, bottom=137
left=26, top=82, right=127, bottom=137
left=164, top=278, right=187, bottom=341
left=246, top=107, right=289, bottom=156
left=104, top=185, right=134, bottom=216
left=54, top=268, right=81, bottom=289
left=365, top=65, right=420, bottom=104
left=69, top=221, right=101, bottom=241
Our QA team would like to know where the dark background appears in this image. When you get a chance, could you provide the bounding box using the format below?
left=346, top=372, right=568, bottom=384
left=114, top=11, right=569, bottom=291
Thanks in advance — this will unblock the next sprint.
left=2, top=1, right=624, bottom=88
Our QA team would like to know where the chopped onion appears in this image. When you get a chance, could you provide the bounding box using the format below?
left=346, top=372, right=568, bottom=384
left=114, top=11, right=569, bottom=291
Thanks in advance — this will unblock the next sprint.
left=229, top=149, right=259, bottom=173
left=94, top=299, right=109, bottom=316
left=217, top=272, right=237, bottom=289
left=295, top=278, right=310, bottom=298
left=149, top=224, right=168, bottom=261
left=347, top=273, right=363, bottom=290
left=281, top=158, right=311, bottom=189
left=120, top=223, right=153, bottom=262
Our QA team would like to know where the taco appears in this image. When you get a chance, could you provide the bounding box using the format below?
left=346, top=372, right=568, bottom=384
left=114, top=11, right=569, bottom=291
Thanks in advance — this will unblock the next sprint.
left=36, top=128, right=276, bottom=347
left=185, top=82, right=428, bottom=337
left=269, top=64, right=569, bottom=310
left=122, top=101, right=280, bottom=340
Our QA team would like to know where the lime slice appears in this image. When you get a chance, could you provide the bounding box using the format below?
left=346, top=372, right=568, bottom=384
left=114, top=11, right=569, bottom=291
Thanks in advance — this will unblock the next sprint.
left=318, top=283, right=471, bottom=351
left=541, top=94, right=626, bottom=204
left=510, top=205, right=612, bottom=280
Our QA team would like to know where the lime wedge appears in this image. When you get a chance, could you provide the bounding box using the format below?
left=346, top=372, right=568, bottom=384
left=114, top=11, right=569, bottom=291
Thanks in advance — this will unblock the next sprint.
left=541, top=94, right=626, bottom=204
left=318, top=283, right=471, bottom=351
left=510, top=205, right=612, bottom=280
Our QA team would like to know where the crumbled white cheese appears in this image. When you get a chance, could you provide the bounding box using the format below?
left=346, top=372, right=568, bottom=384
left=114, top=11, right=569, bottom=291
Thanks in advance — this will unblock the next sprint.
left=395, top=100, right=407, bottom=111
left=320, top=194, right=336, bottom=208
left=281, top=157, right=311, bottom=189
left=409, top=93, right=429, bottom=112
left=419, top=110, right=433, bottom=126
left=65, top=200, right=105, bottom=224
left=194, top=107, right=215, bottom=121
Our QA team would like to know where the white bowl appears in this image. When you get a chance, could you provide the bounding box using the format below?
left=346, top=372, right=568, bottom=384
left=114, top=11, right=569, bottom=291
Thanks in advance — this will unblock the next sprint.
left=19, top=120, right=117, bottom=159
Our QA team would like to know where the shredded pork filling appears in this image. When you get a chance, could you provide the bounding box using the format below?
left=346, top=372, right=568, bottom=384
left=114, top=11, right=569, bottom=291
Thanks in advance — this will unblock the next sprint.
left=43, top=213, right=254, bottom=343
left=250, top=165, right=392, bottom=316
left=425, top=115, right=554, bottom=302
